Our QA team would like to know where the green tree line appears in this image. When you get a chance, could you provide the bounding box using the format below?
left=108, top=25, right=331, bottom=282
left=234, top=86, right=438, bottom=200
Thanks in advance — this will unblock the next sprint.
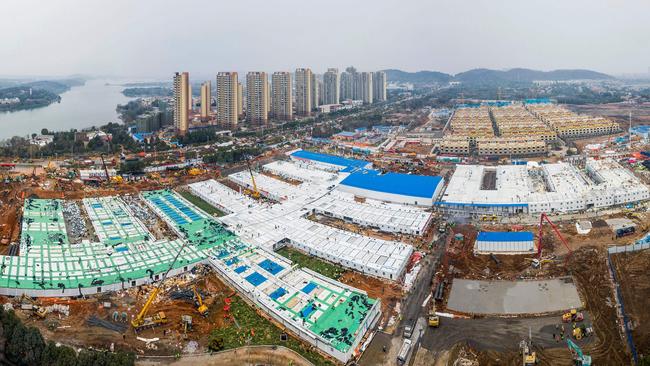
left=0, top=307, right=135, bottom=366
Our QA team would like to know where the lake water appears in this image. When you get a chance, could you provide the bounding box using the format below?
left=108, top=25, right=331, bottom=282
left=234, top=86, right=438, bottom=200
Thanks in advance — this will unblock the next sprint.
left=0, top=79, right=134, bottom=140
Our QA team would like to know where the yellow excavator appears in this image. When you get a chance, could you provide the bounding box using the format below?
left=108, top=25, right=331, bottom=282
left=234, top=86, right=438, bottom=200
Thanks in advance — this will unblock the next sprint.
left=244, top=157, right=260, bottom=199
left=44, top=161, right=57, bottom=176
left=192, top=285, right=208, bottom=316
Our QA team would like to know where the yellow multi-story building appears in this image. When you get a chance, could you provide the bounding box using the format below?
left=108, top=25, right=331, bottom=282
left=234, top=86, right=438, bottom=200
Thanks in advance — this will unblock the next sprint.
left=527, top=104, right=620, bottom=139
left=490, top=104, right=557, bottom=142
left=439, top=137, right=471, bottom=155
left=477, top=137, right=547, bottom=157
left=200, top=81, right=211, bottom=119
left=447, top=106, right=495, bottom=145
left=173, top=72, right=190, bottom=135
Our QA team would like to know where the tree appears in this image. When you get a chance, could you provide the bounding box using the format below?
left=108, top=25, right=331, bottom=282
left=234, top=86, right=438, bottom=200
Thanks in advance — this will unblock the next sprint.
left=41, top=341, right=77, bottom=366
left=6, top=324, right=45, bottom=365
left=0, top=308, right=135, bottom=366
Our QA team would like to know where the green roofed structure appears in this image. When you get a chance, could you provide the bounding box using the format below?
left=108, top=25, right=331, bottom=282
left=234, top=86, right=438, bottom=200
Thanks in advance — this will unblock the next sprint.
left=3, top=190, right=379, bottom=363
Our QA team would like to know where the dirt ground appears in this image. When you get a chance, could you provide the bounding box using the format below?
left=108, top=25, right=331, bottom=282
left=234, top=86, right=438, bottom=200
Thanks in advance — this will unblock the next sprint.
left=7, top=268, right=233, bottom=356
left=432, top=220, right=633, bottom=364
left=260, top=171, right=301, bottom=186
left=611, top=249, right=650, bottom=357
left=0, top=184, right=22, bottom=248
left=432, top=246, right=631, bottom=365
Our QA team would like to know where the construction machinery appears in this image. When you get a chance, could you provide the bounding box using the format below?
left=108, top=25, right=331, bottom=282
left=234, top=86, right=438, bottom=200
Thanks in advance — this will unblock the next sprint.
left=110, top=175, right=124, bottom=184
left=44, top=161, right=57, bottom=176
left=187, top=167, right=204, bottom=176
left=244, top=157, right=260, bottom=199
left=131, top=223, right=193, bottom=331
left=131, top=287, right=168, bottom=330
left=481, top=214, right=498, bottom=222
left=537, top=213, right=572, bottom=260
left=427, top=307, right=439, bottom=328
left=181, top=315, right=193, bottom=336
left=100, top=154, right=111, bottom=183
left=192, top=285, right=208, bottom=316
left=520, top=329, right=537, bottom=366
left=562, top=308, right=584, bottom=323
left=566, top=339, right=591, bottom=366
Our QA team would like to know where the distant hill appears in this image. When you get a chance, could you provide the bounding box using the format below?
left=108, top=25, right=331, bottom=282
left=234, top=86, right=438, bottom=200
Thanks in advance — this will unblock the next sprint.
left=453, top=68, right=613, bottom=83
left=383, top=68, right=613, bottom=85
left=383, top=69, right=452, bottom=84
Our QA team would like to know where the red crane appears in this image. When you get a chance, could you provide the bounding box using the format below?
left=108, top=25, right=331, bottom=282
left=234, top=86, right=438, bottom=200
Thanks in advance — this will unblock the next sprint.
left=537, top=213, right=572, bottom=259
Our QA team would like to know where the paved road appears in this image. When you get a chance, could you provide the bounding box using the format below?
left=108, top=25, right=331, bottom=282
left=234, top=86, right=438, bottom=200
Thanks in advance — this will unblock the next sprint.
left=359, top=232, right=447, bottom=366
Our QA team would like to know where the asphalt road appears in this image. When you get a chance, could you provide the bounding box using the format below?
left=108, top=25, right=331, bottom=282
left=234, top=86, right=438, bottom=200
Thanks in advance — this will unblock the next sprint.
left=358, top=231, right=447, bottom=366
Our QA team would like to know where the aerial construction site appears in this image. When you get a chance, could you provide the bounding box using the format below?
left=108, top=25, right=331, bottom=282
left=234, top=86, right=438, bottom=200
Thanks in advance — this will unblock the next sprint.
left=0, top=97, right=649, bottom=366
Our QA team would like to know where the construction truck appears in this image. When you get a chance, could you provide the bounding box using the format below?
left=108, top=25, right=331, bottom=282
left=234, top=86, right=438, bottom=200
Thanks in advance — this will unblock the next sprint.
left=567, top=339, right=591, bottom=366
left=192, top=285, right=208, bottom=316
left=110, top=175, right=123, bottom=184
left=428, top=308, right=439, bottom=327
left=131, top=287, right=168, bottom=330
left=562, top=309, right=584, bottom=323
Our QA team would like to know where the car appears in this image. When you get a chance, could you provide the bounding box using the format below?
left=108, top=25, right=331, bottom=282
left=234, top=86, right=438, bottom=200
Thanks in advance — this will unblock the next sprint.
left=403, top=323, right=413, bottom=338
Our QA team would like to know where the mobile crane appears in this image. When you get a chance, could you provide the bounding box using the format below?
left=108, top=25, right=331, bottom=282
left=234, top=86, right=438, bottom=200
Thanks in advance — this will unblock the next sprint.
left=244, top=156, right=260, bottom=199
left=131, top=230, right=192, bottom=331
left=536, top=212, right=572, bottom=263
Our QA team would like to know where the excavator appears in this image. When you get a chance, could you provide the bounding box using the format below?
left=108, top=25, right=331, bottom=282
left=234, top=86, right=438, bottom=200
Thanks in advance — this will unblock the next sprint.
left=243, top=157, right=260, bottom=199
left=567, top=339, right=592, bottom=366
left=44, top=161, right=57, bottom=177
left=192, top=285, right=208, bottom=316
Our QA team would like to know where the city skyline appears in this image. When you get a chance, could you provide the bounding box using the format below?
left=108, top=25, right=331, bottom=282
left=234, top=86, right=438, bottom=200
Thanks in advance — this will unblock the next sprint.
left=2, top=0, right=650, bottom=79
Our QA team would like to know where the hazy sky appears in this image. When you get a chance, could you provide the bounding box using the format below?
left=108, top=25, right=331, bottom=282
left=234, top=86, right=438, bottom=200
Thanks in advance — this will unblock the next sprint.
left=1, top=0, right=649, bottom=79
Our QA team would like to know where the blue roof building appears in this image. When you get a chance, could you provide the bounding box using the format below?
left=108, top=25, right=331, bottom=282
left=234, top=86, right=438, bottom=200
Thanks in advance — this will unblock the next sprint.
left=631, top=125, right=650, bottom=139
left=338, top=169, right=444, bottom=206
left=474, top=231, right=535, bottom=254
left=289, top=149, right=372, bottom=172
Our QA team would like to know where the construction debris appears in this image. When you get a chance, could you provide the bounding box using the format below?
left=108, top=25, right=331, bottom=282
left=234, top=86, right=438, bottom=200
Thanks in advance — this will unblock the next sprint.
left=86, top=315, right=127, bottom=333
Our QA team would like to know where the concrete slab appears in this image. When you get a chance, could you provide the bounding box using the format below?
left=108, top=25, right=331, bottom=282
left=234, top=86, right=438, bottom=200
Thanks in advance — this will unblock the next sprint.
left=447, top=278, right=582, bottom=315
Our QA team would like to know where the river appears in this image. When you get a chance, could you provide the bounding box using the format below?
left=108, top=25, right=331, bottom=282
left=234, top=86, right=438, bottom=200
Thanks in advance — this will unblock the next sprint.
left=0, top=79, right=135, bottom=140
